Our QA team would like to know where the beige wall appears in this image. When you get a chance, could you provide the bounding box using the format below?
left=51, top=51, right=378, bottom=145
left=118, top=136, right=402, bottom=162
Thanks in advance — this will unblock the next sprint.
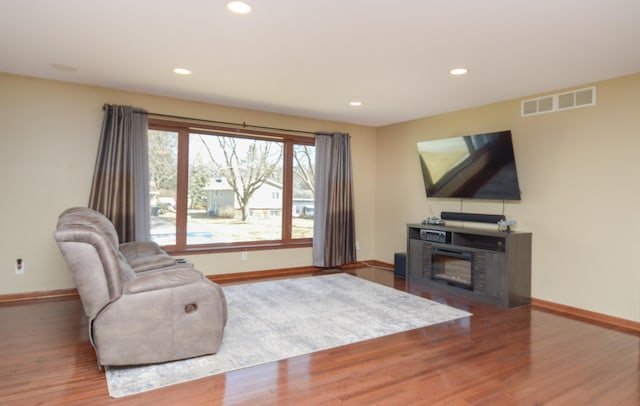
left=2, top=72, right=638, bottom=324
left=0, top=73, right=376, bottom=295
left=376, top=73, right=640, bottom=322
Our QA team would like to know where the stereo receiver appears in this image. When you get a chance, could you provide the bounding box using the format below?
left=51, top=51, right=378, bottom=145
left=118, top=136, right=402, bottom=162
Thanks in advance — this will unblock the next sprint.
left=419, top=229, right=451, bottom=244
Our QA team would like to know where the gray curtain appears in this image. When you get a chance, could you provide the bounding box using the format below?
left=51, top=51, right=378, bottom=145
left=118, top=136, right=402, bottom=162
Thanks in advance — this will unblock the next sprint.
left=313, top=132, right=357, bottom=267
left=88, top=104, right=150, bottom=243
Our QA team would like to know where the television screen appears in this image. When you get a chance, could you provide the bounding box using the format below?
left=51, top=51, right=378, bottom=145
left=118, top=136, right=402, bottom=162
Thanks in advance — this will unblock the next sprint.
left=417, top=130, right=521, bottom=200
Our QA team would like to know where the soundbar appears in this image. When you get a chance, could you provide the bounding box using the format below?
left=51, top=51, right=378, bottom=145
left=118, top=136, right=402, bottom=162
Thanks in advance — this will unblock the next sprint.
left=440, top=212, right=505, bottom=224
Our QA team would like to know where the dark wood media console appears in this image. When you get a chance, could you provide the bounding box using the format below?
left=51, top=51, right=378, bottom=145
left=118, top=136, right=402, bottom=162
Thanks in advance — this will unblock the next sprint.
left=406, top=224, right=532, bottom=308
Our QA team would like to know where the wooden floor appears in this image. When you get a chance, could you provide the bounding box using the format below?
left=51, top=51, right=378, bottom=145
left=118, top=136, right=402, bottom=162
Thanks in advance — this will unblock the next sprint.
left=1, top=268, right=638, bottom=405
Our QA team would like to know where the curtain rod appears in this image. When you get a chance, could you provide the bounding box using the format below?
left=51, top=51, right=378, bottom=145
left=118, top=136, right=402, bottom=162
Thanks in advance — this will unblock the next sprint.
left=102, top=104, right=317, bottom=135
left=151, top=112, right=318, bottom=135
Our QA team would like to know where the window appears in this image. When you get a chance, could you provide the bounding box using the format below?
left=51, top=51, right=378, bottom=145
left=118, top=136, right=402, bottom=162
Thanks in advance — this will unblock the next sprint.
left=148, top=119, right=315, bottom=253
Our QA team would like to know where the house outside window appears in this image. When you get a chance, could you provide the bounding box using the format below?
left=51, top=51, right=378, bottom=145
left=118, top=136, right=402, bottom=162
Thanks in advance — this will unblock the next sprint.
left=148, top=119, right=315, bottom=253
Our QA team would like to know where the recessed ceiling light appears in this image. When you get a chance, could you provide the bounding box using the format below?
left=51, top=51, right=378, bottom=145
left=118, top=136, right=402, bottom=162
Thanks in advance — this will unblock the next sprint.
left=349, top=101, right=363, bottom=107
left=49, top=63, right=77, bottom=72
left=173, top=68, right=192, bottom=75
left=450, top=67, right=469, bottom=76
left=227, top=1, right=252, bottom=14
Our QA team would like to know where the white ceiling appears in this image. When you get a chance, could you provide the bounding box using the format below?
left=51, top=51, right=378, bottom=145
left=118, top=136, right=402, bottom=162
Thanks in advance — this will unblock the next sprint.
left=1, top=0, right=639, bottom=127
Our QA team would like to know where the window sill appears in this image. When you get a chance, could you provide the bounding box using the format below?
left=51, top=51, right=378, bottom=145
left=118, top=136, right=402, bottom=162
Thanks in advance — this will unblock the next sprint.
left=165, top=239, right=312, bottom=256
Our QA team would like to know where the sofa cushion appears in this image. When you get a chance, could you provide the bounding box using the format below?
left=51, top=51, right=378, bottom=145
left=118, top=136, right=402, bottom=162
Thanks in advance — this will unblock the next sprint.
left=118, top=252, right=137, bottom=282
left=124, top=268, right=203, bottom=294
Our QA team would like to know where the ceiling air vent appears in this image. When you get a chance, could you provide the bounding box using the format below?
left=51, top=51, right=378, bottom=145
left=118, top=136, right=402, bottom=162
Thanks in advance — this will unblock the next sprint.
left=521, top=86, right=596, bottom=117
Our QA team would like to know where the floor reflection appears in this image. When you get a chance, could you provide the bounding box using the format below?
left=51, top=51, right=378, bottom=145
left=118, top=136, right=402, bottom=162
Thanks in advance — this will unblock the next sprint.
left=221, top=354, right=313, bottom=405
left=348, top=266, right=396, bottom=287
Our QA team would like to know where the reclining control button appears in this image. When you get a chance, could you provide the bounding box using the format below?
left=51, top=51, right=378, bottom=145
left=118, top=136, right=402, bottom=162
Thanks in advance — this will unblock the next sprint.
left=185, top=303, right=198, bottom=314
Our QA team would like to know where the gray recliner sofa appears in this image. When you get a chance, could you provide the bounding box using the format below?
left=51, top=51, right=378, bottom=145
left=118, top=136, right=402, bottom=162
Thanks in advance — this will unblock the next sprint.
left=54, top=207, right=227, bottom=367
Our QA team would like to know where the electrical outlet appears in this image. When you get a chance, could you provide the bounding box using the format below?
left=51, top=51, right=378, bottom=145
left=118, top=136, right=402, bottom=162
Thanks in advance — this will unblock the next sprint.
left=15, top=258, right=24, bottom=275
left=241, top=251, right=248, bottom=261
left=356, top=242, right=360, bottom=251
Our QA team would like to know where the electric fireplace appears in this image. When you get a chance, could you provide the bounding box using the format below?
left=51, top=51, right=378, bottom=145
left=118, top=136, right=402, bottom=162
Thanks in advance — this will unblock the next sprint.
left=430, top=247, right=474, bottom=290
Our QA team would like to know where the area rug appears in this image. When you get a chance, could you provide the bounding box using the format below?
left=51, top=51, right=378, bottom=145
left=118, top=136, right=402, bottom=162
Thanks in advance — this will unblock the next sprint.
left=106, top=273, right=471, bottom=397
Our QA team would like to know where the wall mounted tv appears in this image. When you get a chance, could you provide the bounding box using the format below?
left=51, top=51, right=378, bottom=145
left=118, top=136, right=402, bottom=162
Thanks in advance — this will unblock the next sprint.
left=417, top=130, right=521, bottom=200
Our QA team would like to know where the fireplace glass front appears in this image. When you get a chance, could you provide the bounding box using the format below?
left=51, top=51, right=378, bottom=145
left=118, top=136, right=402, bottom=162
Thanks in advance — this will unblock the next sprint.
left=431, top=248, right=474, bottom=290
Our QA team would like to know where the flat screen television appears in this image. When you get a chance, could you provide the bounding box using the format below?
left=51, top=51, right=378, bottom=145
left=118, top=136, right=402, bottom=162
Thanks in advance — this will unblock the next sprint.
left=417, top=130, right=521, bottom=200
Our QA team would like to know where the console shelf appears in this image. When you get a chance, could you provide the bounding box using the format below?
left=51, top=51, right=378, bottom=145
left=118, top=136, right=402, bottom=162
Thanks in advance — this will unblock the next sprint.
left=406, top=224, right=532, bottom=308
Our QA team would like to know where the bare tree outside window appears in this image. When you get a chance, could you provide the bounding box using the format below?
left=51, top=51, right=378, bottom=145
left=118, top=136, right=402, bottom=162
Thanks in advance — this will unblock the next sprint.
left=148, top=130, right=178, bottom=246
left=188, top=158, right=214, bottom=210
left=148, top=122, right=314, bottom=249
left=194, top=134, right=283, bottom=222
left=292, top=145, right=315, bottom=238
left=148, top=130, right=177, bottom=194
left=294, top=145, right=315, bottom=193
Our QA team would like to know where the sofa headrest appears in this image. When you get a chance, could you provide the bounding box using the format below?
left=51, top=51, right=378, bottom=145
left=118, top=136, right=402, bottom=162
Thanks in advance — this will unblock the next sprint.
left=57, top=207, right=120, bottom=248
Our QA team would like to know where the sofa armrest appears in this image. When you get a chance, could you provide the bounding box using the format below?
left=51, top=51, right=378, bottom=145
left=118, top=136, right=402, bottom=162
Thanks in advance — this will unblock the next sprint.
left=124, top=268, right=204, bottom=294
left=119, top=241, right=165, bottom=260
left=119, top=241, right=177, bottom=272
